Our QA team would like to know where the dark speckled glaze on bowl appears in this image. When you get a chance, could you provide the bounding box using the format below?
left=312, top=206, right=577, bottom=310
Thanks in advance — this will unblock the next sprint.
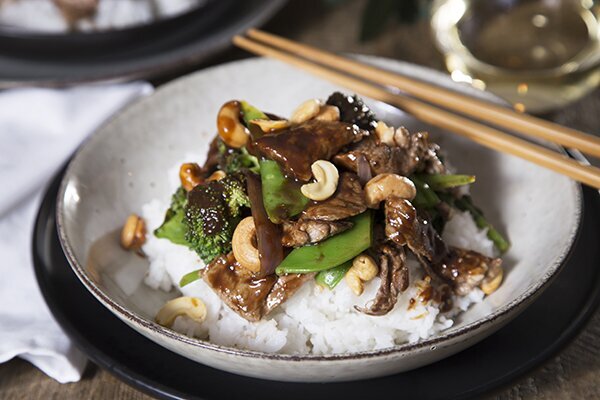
left=55, top=57, right=582, bottom=382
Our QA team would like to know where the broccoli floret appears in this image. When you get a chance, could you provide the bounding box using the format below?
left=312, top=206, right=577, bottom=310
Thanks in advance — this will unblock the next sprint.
left=217, top=139, right=260, bottom=174
left=154, top=186, right=190, bottom=246
left=221, top=172, right=251, bottom=216
left=184, top=173, right=250, bottom=263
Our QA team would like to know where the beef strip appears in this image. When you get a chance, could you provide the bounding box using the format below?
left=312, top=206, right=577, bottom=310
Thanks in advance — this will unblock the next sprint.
left=282, top=219, right=353, bottom=247
left=437, top=248, right=503, bottom=296
left=356, top=243, right=408, bottom=316
left=385, top=196, right=447, bottom=265
left=384, top=197, right=502, bottom=295
left=264, top=272, right=316, bottom=315
left=334, top=129, right=445, bottom=177
left=203, top=253, right=312, bottom=321
left=301, top=173, right=367, bottom=221
left=203, top=253, right=277, bottom=321
left=250, top=120, right=365, bottom=181
left=281, top=173, right=366, bottom=247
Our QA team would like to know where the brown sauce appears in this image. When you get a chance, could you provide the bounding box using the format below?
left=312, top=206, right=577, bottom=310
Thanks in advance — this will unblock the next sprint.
left=216, top=101, right=248, bottom=146
left=217, top=115, right=237, bottom=141
left=251, top=120, right=364, bottom=181
left=204, top=253, right=277, bottom=321
left=186, top=183, right=225, bottom=235
left=408, top=298, right=416, bottom=310
left=269, top=176, right=306, bottom=222
left=419, top=286, right=433, bottom=303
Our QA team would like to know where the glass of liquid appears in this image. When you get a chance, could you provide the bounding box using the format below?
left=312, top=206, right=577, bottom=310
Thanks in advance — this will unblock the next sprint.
left=431, top=0, right=600, bottom=113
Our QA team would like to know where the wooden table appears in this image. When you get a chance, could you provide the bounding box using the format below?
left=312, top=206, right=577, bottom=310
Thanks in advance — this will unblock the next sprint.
left=1, top=1, right=599, bottom=398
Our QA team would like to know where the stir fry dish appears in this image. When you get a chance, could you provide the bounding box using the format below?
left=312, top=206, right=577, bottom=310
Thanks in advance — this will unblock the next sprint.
left=122, top=92, right=509, bottom=330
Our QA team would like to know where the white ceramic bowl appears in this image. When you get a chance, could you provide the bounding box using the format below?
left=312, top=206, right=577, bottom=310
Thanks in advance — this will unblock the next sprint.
left=56, top=57, right=582, bottom=382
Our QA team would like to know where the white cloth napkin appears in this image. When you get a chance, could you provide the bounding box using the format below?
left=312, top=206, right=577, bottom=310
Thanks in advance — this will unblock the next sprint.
left=0, top=82, right=153, bottom=383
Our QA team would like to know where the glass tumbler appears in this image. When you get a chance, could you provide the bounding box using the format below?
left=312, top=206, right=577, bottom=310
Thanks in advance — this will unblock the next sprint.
left=431, top=0, right=600, bottom=113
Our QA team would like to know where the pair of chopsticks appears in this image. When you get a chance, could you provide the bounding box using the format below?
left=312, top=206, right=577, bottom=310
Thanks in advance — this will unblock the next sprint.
left=233, top=30, right=600, bottom=190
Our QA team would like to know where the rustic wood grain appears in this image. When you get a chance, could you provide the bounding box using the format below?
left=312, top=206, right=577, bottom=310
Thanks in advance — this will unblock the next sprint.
left=0, top=0, right=598, bottom=398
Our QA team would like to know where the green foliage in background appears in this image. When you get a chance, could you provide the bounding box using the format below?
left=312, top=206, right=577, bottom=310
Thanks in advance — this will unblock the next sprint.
left=324, top=0, right=430, bottom=41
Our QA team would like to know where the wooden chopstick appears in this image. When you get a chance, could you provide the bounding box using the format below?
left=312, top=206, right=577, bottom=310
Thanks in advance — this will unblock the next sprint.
left=246, top=29, right=600, bottom=159
left=232, top=35, right=600, bottom=190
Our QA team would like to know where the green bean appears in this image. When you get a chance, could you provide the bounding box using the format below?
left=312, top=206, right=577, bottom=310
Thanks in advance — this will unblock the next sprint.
left=410, top=175, right=440, bottom=209
left=179, top=269, right=201, bottom=287
left=454, top=196, right=511, bottom=253
left=415, top=173, right=476, bottom=190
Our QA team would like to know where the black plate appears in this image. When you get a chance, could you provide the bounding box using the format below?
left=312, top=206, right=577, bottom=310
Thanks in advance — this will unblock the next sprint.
left=33, top=170, right=600, bottom=400
left=0, top=0, right=285, bottom=86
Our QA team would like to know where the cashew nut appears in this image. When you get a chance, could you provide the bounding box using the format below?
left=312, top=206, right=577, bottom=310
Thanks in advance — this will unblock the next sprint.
left=179, top=162, right=203, bottom=191
left=251, top=118, right=291, bottom=133
left=232, top=216, right=261, bottom=273
left=364, top=173, right=416, bottom=208
left=121, top=214, right=146, bottom=250
left=375, top=122, right=410, bottom=148
left=300, top=160, right=339, bottom=201
left=206, top=170, right=226, bottom=182
left=315, top=105, right=340, bottom=121
left=481, top=264, right=504, bottom=295
left=393, top=126, right=410, bottom=148
left=155, top=296, right=207, bottom=328
left=217, top=100, right=250, bottom=148
left=375, top=121, right=395, bottom=146
left=290, top=99, right=322, bottom=124
left=345, top=254, right=379, bottom=296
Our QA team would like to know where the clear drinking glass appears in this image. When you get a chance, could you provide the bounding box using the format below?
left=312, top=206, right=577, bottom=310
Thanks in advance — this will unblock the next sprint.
left=431, top=0, right=600, bottom=113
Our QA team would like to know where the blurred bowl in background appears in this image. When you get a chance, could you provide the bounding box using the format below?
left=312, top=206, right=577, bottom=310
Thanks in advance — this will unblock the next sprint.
left=0, top=0, right=210, bottom=35
left=0, top=0, right=286, bottom=87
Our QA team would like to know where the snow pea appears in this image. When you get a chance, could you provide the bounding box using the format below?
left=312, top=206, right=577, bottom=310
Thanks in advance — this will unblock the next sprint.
left=260, top=159, right=309, bottom=224
left=315, top=260, right=353, bottom=289
left=276, top=211, right=373, bottom=274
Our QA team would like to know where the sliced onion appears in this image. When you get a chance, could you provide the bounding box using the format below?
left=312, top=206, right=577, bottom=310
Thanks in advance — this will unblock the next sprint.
left=356, top=154, right=372, bottom=186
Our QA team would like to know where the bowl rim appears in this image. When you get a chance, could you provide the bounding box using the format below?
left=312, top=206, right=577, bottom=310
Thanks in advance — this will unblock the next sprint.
left=56, top=56, right=584, bottom=362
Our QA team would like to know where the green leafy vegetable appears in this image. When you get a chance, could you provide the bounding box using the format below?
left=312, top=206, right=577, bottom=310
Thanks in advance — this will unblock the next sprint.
left=185, top=173, right=251, bottom=264
left=415, top=173, right=476, bottom=190
left=179, top=269, right=201, bottom=287
left=260, top=159, right=309, bottom=223
left=276, top=211, right=373, bottom=274
left=154, top=187, right=190, bottom=246
left=315, top=260, right=353, bottom=289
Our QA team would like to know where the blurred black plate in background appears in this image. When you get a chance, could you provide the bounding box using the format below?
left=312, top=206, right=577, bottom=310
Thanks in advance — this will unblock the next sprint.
left=0, top=0, right=285, bottom=86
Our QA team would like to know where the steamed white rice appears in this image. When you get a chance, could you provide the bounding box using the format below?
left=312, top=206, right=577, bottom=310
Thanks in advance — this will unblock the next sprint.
left=140, top=156, right=494, bottom=355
